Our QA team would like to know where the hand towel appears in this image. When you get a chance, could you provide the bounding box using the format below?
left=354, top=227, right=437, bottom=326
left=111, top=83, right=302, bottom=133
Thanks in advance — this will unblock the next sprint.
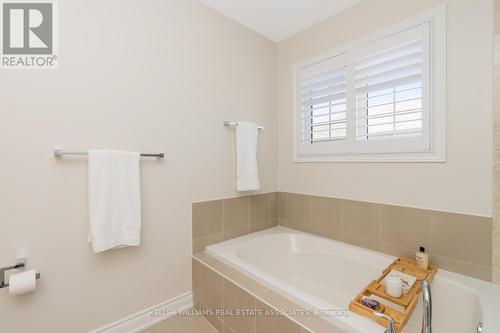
left=88, top=150, right=141, bottom=253
left=236, top=121, right=260, bottom=191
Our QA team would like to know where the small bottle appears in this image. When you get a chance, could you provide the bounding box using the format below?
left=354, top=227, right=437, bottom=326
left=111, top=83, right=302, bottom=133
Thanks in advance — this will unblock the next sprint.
left=416, top=246, right=429, bottom=270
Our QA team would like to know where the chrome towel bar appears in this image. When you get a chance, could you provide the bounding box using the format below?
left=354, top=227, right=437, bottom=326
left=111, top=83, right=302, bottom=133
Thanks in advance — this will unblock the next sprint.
left=223, top=121, right=264, bottom=130
left=54, top=149, right=165, bottom=159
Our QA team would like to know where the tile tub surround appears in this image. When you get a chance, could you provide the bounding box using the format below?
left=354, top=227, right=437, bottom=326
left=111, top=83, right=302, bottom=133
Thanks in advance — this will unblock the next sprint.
left=192, top=252, right=348, bottom=333
left=192, top=193, right=278, bottom=253
left=193, top=192, right=493, bottom=281
left=277, top=192, right=493, bottom=281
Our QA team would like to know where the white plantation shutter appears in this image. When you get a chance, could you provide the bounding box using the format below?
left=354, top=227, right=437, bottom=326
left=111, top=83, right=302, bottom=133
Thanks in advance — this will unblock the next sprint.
left=299, top=57, right=347, bottom=144
left=354, top=25, right=429, bottom=143
left=295, top=21, right=437, bottom=159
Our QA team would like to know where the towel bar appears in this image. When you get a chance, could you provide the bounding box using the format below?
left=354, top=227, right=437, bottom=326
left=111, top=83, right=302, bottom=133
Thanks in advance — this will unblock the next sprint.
left=54, top=149, right=165, bottom=159
left=223, top=121, right=264, bottom=130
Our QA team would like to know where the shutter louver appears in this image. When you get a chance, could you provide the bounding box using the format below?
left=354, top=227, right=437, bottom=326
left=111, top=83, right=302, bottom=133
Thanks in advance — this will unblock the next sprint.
left=354, top=40, right=424, bottom=141
left=300, top=66, right=347, bottom=143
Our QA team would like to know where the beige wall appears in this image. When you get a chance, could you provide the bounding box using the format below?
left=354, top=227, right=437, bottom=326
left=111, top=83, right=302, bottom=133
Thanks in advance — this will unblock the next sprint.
left=277, top=0, right=493, bottom=217
left=0, top=0, right=277, bottom=332
left=494, top=0, right=500, bottom=284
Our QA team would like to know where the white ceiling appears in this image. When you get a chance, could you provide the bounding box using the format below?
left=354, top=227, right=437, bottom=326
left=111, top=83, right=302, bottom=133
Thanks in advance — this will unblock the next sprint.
left=199, top=0, right=361, bottom=42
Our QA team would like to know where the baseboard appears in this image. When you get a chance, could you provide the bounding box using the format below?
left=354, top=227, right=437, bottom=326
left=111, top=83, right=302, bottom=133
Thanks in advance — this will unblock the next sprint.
left=89, top=291, right=193, bottom=333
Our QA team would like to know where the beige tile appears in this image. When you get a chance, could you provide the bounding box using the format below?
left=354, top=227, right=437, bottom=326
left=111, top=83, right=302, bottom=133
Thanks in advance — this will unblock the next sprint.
left=258, top=289, right=312, bottom=324
left=224, top=226, right=248, bottom=241
left=278, top=192, right=288, bottom=220
left=310, top=226, right=339, bottom=240
left=193, top=233, right=224, bottom=253
left=311, top=196, right=341, bottom=240
left=269, top=192, right=278, bottom=220
left=493, top=269, right=500, bottom=284
left=380, top=242, right=415, bottom=259
left=226, top=270, right=267, bottom=295
left=255, top=300, right=302, bottom=333
left=288, top=193, right=312, bottom=224
left=493, top=218, right=500, bottom=248
left=223, top=322, right=236, bottom=333
left=381, top=205, right=429, bottom=251
left=167, top=316, right=219, bottom=333
left=192, top=251, right=211, bottom=262
left=492, top=248, right=500, bottom=269
left=342, top=200, right=381, bottom=241
left=431, top=254, right=492, bottom=281
left=223, top=278, right=256, bottom=333
left=192, top=200, right=223, bottom=239
left=249, top=220, right=277, bottom=233
left=193, top=253, right=235, bottom=277
left=224, top=197, right=249, bottom=232
left=288, top=221, right=311, bottom=233
left=192, top=259, right=223, bottom=312
left=249, top=194, right=270, bottom=225
left=430, top=212, right=492, bottom=267
left=278, top=218, right=288, bottom=227
left=341, top=232, right=380, bottom=252
left=194, top=303, right=223, bottom=333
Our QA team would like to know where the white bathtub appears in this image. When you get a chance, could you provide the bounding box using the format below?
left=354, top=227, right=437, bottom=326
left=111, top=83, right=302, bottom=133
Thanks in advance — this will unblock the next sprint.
left=206, top=227, right=500, bottom=333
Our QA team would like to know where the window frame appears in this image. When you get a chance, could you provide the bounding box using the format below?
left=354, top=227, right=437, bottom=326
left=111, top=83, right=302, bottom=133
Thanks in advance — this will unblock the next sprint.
left=292, top=6, right=446, bottom=162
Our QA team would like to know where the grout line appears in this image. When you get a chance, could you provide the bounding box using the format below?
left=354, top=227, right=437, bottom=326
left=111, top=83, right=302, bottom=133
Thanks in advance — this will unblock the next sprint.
left=193, top=232, right=224, bottom=243
left=253, top=296, right=257, bottom=333
left=222, top=199, right=226, bottom=235
left=378, top=204, right=382, bottom=248
left=267, top=192, right=271, bottom=224
left=222, top=266, right=226, bottom=332
left=198, top=298, right=224, bottom=333
left=428, top=211, right=433, bottom=259
left=340, top=199, right=345, bottom=242
left=308, top=194, right=312, bottom=225
left=246, top=196, right=250, bottom=234
left=285, top=192, right=289, bottom=225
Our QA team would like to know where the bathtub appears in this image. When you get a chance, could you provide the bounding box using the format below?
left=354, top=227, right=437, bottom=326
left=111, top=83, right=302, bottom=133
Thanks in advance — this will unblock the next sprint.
left=206, top=226, right=500, bottom=333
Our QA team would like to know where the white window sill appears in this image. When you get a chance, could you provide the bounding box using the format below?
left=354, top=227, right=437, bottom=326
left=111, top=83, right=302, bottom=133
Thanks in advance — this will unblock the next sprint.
left=293, top=152, right=446, bottom=163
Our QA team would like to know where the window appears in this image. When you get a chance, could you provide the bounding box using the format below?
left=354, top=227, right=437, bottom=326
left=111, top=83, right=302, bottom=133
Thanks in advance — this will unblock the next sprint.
left=294, top=7, right=445, bottom=162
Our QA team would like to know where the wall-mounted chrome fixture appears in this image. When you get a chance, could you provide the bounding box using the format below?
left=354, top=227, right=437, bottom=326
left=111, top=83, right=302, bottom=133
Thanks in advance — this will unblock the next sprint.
left=0, top=258, right=41, bottom=289
left=223, top=121, right=264, bottom=130
left=54, top=149, right=165, bottom=159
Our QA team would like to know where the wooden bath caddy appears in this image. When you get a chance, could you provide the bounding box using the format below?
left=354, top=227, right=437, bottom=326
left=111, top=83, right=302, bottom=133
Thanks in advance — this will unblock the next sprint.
left=349, top=257, right=437, bottom=332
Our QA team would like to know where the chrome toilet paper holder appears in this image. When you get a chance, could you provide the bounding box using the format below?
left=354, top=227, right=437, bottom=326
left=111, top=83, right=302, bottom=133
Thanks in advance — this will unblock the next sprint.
left=0, top=258, right=40, bottom=289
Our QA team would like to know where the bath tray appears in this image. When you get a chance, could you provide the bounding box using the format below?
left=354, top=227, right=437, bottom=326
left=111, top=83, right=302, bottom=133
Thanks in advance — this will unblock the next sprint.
left=349, top=257, right=437, bottom=332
